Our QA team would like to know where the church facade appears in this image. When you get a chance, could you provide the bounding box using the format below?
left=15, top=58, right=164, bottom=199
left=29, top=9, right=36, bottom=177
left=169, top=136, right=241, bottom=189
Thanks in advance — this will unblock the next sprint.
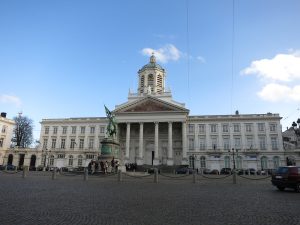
left=4, top=55, right=294, bottom=171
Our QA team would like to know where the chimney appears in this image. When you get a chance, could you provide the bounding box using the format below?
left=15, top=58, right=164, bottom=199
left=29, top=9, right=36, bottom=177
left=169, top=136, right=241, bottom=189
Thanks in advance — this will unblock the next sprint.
left=1, top=112, right=7, bottom=118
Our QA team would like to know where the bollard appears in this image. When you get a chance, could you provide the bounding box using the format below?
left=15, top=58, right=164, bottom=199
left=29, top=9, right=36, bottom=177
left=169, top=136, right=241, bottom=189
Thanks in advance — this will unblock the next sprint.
left=193, top=171, right=196, bottom=184
left=118, top=169, right=122, bottom=182
left=154, top=168, right=158, bottom=183
left=232, top=170, right=236, bottom=184
left=84, top=168, right=88, bottom=181
left=248, top=169, right=250, bottom=176
left=52, top=168, right=56, bottom=180
left=15, top=166, right=18, bottom=172
left=22, top=166, right=28, bottom=178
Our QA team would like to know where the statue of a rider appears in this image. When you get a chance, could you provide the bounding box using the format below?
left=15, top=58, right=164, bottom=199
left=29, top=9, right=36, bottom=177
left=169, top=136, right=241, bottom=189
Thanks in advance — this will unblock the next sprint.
left=104, top=105, right=117, bottom=138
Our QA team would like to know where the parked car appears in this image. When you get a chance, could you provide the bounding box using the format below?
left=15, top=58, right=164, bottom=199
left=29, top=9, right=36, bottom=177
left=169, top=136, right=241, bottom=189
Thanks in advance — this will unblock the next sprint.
left=210, top=169, right=219, bottom=175
left=175, top=167, right=194, bottom=174
left=257, top=170, right=266, bottom=175
left=220, top=168, right=232, bottom=175
left=246, top=168, right=256, bottom=175
left=0, top=165, right=5, bottom=170
left=202, top=169, right=211, bottom=174
left=271, top=166, right=300, bottom=192
left=6, top=164, right=16, bottom=170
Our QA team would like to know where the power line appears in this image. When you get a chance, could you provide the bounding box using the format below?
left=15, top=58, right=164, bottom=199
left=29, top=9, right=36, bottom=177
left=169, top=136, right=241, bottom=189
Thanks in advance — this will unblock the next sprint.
left=186, top=0, right=191, bottom=106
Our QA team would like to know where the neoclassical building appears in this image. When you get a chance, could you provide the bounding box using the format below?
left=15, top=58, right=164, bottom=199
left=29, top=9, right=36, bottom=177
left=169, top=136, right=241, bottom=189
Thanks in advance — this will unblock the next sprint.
left=4, top=55, right=296, bottom=171
left=0, top=113, right=15, bottom=165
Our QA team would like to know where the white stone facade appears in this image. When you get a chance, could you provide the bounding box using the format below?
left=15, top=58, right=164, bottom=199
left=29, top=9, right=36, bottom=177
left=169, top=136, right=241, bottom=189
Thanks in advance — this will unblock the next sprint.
left=0, top=113, right=15, bottom=165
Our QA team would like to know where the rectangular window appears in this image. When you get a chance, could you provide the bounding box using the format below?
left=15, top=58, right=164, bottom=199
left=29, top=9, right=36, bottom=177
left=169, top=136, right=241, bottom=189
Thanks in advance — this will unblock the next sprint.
left=270, top=124, right=277, bottom=132
left=223, top=138, right=230, bottom=150
left=71, top=126, right=77, bottom=134
left=210, top=124, right=217, bottom=133
left=45, top=127, right=49, bottom=134
left=188, top=124, right=194, bottom=133
left=259, top=136, right=266, bottom=150
left=79, top=139, right=84, bottom=149
left=222, top=124, right=229, bottom=133
left=198, top=124, right=205, bottom=133
left=61, top=139, right=65, bottom=149
left=234, top=137, right=241, bottom=149
left=90, top=127, right=95, bottom=134
left=258, top=123, right=265, bottom=132
left=53, top=126, right=58, bottom=134
left=271, top=137, right=278, bottom=150
left=51, top=139, right=56, bottom=149
left=100, top=126, right=105, bottom=134
left=233, top=124, right=240, bottom=132
left=211, top=137, right=217, bottom=150
left=199, top=138, right=205, bottom=150
left=86, top=154, right=95, bottom=159
left=89, top=138, right=94, bottom=149
left=245, top=124, right=252, bottom=132
left=80, top=126, right=85, bottom=134
left=1, top=126, right=6, bottom=133
left=43, top=139, right=48, bottom=149
left=189, top=138, right=194, bottom=149
left=62, top=126, right=67, bottom=134
left=247, top=137, right=253, bottom=149
left=70, top=139, right=76, bottom=149
left=0, top=138, right=4, bottom=147
left=57, top=154, right=65, bottom=159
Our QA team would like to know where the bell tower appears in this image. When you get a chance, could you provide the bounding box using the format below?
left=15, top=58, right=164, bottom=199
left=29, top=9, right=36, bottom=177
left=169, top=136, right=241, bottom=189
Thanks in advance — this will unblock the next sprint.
left=137, top=53, right=166, bottom=95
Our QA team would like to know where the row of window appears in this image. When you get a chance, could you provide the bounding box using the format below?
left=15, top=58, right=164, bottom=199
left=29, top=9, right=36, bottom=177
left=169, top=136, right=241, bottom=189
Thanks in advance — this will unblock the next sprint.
left=46, top=154, right=96, bottom=167
left=188, top=136, right=279, bottom=150
left=43, top=137, right=98, bottom=149
left=0, top=138, right=4, bottom=148
left=188, top=123, right=277, bottom=134
left=189, top=156, right=281, bottom=169
left=44, top=126, right=106, bottom=135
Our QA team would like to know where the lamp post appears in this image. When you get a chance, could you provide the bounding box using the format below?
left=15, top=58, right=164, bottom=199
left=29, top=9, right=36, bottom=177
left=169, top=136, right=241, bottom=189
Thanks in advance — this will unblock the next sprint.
left=192, top=154, right=195, bottom=170
left=228, top=148, right=238, bottom=170
left=228, top=148, right=238, bottom=184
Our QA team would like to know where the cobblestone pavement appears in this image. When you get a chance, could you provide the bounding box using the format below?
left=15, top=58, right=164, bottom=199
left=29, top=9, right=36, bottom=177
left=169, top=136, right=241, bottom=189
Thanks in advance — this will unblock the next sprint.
left=0, top=171, right=299, bottom=225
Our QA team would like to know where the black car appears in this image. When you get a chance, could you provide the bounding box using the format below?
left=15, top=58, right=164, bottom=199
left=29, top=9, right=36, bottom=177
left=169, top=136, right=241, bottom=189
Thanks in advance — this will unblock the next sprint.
left=271, top=166, right=300, bottom=192
left=220, top=168, right=232, bottom=175
left=175, top=167, right=194, bottom=174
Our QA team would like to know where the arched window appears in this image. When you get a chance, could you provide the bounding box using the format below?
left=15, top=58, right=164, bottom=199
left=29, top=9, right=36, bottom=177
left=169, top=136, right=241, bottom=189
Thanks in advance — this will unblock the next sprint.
left=224, top=156, right=230, bottom=168
left=200, top=156, right=206, bottom=168
left=140, top=75, right=144, bottom=93
left=189, top=156, right=195, bottom=169
left=236, top=156, right=242, bottom=169
left=148, top=74, right=154, bottom=92
left=68, top=155, right=73, bottom=166
left=273, top=156, right=280, bottom=169
left=157, top=74, right=162, bottom=92
left=49, top=155, right=54, bottom=166
left=78, top=155, right=83, bottom=167
left=261, top=156, right=268, bottom=170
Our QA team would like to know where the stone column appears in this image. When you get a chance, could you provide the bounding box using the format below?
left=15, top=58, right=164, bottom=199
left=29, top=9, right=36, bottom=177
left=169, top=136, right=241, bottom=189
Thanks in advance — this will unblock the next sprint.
left=137, top=122, right=144, bottom=165
left=167, top=122, right=174, bottom=165
left=125, top=123, right=130, bottom=162
left=182, top=122, right=188, bottom=164
left=153, top=122, right=159, bottom=165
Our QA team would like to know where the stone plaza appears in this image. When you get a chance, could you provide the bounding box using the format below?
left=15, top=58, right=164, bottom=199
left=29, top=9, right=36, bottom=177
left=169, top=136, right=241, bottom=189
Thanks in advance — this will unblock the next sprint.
left=0, top=171, right=299, bottom=225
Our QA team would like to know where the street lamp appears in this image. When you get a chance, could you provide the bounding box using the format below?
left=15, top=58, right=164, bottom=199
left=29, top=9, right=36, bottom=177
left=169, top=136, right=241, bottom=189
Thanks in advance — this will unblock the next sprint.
left=192, top=154, right=196, bottom=170
left=228, top=148, right=238, bottom=170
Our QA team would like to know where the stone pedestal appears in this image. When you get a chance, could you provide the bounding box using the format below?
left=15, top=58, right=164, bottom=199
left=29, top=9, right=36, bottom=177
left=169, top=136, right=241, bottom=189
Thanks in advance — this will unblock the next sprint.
left=167, top=158, right=174, bottom=166
left=98, top=138, right=120, bottom=164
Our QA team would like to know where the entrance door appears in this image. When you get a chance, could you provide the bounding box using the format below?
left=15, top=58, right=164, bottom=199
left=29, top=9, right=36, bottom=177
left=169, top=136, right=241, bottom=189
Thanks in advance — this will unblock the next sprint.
left=145, top=142, right=154, bottom=165
left=18, top=154, right=25, bottom=168
left=8, top=154, right=13, bottom=165
left=30, top=155, right=36, bottom=169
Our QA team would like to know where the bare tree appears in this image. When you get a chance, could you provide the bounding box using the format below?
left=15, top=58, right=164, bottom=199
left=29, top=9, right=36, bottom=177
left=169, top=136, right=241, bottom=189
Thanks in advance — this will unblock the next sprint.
left=12, top=115, right=34, bottom=148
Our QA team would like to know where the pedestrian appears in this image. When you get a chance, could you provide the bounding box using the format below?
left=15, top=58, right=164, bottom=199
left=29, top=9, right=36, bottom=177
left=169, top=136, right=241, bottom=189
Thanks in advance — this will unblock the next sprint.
left=104, top=161, right=108, bottom=174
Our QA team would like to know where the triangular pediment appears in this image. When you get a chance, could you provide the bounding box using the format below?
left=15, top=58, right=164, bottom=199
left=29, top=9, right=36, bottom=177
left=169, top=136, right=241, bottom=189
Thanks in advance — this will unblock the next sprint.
left=114, top=96, right=188, bottom=113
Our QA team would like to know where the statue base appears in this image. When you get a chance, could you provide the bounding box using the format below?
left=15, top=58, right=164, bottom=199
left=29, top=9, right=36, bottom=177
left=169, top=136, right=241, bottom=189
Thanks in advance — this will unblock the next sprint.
left=98, top=137, right=121, bottom=166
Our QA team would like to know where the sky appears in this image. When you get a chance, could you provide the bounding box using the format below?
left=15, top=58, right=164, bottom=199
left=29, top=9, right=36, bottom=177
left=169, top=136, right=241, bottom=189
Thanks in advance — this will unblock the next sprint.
left=1, top=0, right=300, bottom=140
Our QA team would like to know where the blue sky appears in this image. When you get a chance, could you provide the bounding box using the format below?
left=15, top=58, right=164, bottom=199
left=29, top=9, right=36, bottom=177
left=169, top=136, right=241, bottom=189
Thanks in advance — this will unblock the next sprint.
left=1, top=0, right=300, bottom=140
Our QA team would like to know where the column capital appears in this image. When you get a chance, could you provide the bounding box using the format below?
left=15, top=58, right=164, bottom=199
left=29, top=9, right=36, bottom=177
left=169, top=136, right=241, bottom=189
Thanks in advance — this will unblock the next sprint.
left=168, top=121, right=173, bottom=125
left=139, top=122, right=144, bottom=125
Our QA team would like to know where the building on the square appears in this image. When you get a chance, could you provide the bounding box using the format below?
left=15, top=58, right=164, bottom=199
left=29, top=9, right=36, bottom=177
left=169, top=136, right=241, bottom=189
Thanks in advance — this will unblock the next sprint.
left=282, top=126, right=300, bottom=166
left=0, top=113, right=15, bottom=165
left=4, top=55, right=298, bottom=171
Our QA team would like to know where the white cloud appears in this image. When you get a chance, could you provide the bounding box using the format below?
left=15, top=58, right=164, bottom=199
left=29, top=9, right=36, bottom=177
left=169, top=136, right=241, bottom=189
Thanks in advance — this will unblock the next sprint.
left=196, top=56, right=206, bottom=63
left=0, top=94, right=22, bottom=107
left=241, top=52, right=300, bottom=82
left=258, top=83, right=300, bottom=102
left=141, top=44, right=181, bottom=63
